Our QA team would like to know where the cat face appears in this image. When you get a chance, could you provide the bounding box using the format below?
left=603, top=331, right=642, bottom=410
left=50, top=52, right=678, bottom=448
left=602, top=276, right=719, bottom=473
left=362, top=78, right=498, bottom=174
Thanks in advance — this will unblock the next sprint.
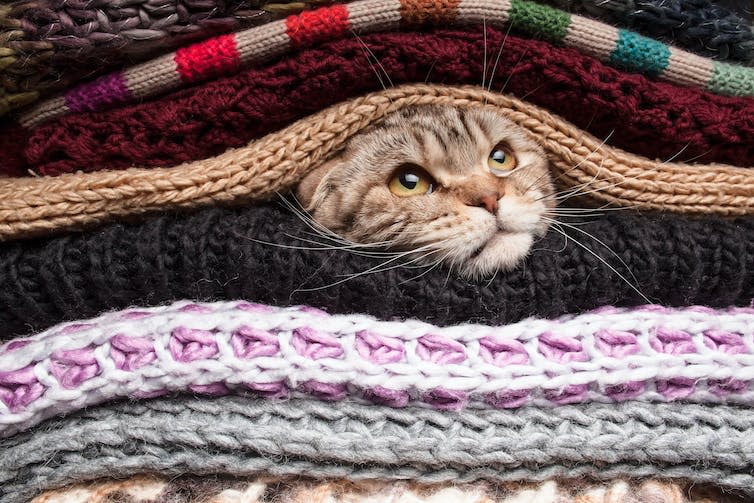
left=296, top=105, right=555, bottom=278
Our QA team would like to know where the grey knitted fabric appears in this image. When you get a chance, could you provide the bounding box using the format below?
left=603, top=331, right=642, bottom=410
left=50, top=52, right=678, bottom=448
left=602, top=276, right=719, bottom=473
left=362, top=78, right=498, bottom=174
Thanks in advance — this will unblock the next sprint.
left=547, top=0, right=754, bottom=63
left=2, top=397, right=753, bottom=503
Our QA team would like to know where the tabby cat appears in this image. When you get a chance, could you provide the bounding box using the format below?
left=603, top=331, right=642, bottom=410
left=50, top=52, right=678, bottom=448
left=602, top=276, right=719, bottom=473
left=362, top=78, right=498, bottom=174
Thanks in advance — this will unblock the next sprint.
left=296, top=105, right=556, bottom=278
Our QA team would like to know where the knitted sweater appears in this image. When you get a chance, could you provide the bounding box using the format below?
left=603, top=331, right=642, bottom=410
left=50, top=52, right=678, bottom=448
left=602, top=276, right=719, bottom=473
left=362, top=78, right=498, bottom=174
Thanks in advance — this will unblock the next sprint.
left=19, top=0, right=754, bottom=129
left=0, top=0, right=331, bottom=115
left=3, top=28, right=754, bottom=178
left=547, top=0, right=754, bottom=63
left=24, top=476, right=728, bottom=503
left=3, top=394, right=754, bottom=502
left=2, top=205, right=752, bottom=336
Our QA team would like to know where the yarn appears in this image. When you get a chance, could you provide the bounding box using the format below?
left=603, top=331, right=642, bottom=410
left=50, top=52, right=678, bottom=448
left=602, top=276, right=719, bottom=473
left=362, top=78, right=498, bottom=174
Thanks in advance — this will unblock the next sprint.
left=2, top=300, right=754, bottom=437
left=2, top=85, right=754, bottom=241
left=546, top=0, right=754, bottom=63
left=0, top=0, right=333, bottom=115
left=20, top=0, right=754, bottom=127
left=4, top=396, right=754, bottom=502
left=6, top=29, right=754, bottom=178
left=27, top=476, right=732, bottom=503
left=0, top=204, right=752, bottom=337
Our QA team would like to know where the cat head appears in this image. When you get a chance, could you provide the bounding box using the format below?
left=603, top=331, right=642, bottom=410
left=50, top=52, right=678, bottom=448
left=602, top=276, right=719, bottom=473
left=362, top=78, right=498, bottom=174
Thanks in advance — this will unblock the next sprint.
left=296, top=105, right=555, bottom=278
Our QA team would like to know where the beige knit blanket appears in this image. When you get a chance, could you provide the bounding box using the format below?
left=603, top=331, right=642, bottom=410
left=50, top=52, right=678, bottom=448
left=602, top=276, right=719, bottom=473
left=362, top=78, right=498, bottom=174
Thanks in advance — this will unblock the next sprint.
left=0, top=84, right=751, bottom=241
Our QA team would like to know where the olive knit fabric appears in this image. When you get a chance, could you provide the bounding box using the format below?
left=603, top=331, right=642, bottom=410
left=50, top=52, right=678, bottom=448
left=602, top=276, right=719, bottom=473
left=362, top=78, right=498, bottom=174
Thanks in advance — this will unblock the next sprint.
left=547, top=0, right=754, bottom=63
left=3, top=28, right=753, bottom=178
left=1, top=204, right=751, bottom=338
left=0, top=0, right=334, bottom=115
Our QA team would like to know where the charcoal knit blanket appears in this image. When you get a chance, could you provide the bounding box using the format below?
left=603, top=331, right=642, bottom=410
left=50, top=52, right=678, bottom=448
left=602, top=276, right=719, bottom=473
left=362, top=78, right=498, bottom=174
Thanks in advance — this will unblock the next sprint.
left=0, top=0, right=332, bottom=115
left=547, top=0, right=754, bottom=63
left=19, top=0, right=754, bottom=128
left=1, top=204, right=752, bottom=337
left=2, top=395, right=753, bottom=502
left=3, top=29, right=754, bottom=178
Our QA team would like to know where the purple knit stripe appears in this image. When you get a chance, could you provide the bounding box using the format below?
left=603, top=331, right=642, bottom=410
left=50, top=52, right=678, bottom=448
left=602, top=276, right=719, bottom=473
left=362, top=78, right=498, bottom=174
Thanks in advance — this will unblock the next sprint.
left=65, top=73, right=133, bottom=114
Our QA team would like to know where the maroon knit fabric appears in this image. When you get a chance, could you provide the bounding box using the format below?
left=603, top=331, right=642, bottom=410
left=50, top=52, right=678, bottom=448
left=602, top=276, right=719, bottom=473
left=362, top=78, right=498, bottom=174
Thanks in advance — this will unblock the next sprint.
left=3, top=27, right=754, bottom=177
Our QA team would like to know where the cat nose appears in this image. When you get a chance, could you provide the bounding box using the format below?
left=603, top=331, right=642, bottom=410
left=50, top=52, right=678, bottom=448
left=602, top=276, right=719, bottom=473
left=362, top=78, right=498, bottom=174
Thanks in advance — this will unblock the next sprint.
left=478, top=192, right=501, bottom=214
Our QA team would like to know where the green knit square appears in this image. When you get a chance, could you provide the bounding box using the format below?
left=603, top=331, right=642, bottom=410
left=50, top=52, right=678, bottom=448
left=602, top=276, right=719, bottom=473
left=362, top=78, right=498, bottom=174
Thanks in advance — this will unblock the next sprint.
left=509, top=0, right=570, bottom=43
left=609, top=30, right=670, bottom=76
left=709, top=62, right=754, bottom=96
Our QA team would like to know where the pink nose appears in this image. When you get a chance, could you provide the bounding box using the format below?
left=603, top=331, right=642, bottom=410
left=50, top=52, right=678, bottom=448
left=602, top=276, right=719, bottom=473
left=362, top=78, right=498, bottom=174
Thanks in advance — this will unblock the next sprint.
left=479, top=193, right=500, bottom=214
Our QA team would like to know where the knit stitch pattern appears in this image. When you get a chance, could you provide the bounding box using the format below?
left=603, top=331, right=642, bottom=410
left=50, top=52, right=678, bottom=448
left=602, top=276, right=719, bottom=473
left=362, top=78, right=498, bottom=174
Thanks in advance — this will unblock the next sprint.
left=1, top=85, right=752, bottom=242
left=0, top=0, right=333, bottom=115
left=547, top=0, right=754, bottom=63
left=3, top=396, right=754, bottom=502
left=19, top=0, right=754, bottom=127
left=27, top=476, right=738, bottom=503
left=1, top=205, right=752, bottom=336
left=2, top=300, right=754, bottom=437
left=6, top=29, right=754, bottom=177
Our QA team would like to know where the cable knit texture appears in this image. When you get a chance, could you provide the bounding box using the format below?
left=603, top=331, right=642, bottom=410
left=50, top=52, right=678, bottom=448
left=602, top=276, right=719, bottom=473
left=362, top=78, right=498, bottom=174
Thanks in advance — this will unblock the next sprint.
left=1, top=85, right=753, bottom=241
left=4, top=29, right=754, bottom=178
left=3, top=397, right=754, bottom=503
left=0, top=0, right=334, bottom=115
left=1, top=205, right=752, bottom=337
left=547, top=0, right=754, bottom=63
left=19, top=0, right=754, bottom=128
left=26, top=476, right=742, bottom=503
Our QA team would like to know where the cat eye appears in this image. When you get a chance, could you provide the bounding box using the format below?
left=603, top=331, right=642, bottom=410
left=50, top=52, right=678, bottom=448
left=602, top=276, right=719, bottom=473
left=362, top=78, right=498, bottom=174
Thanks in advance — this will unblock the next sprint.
left=388, top=165, right=435, bottom=197
left=488, top=143, right=517, bottom=176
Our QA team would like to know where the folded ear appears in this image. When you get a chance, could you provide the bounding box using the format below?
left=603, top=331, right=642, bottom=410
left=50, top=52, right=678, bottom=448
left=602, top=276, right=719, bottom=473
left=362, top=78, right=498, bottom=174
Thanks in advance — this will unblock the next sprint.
left=295, top=157, right=340, bottom=211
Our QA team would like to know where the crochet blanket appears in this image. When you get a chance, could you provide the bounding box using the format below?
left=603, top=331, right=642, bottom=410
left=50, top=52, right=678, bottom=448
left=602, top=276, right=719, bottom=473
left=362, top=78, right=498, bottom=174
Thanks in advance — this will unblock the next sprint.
left=1, top=85, right=752, bottom=241
left=26, top=476, right=727, bottom=503
left=2, top=205, right=752, bottom=336
left=0, top=0, right=328, bottom=115
left=19, top=0, right=754, bottom=128
left=3, top=395, right=754, bottom=502
left=547, top=0, right=754, bottom=63
left=4, top=28, right=754, bottom=178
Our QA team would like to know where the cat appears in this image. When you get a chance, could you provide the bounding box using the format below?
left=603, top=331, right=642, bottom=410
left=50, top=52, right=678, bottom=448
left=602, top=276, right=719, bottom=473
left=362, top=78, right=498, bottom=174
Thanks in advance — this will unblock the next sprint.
left=295, top=105, right=556, bottom=279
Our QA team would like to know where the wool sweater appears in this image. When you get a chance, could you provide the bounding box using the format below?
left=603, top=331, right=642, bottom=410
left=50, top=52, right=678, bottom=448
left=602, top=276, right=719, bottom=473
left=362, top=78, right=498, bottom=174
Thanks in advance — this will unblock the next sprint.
left=1, top=204, right=751, bottom=337
left=3, top=28, right=753, bottom=178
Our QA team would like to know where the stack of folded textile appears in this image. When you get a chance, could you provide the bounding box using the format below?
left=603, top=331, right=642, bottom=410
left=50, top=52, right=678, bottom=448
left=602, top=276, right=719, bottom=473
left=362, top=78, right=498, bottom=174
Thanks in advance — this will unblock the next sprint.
left=1, top=1, right=753, bottom=502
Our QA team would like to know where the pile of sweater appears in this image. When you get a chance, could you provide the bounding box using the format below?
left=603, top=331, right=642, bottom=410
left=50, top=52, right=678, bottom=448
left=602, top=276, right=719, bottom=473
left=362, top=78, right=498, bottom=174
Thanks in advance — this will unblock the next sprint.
left=1, top=1, right=753, bottom=502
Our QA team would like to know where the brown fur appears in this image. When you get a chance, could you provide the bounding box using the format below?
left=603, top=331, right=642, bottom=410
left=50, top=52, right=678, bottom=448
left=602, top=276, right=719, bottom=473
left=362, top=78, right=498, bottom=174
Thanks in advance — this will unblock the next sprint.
left=296, top=105, right=555, bottom=278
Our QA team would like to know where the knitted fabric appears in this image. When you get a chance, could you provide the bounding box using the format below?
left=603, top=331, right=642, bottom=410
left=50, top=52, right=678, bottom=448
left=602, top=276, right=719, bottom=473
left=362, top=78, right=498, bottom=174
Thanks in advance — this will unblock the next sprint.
left=3, top=396, right=754, bottom=502
left=1, top=205, right=752, bottom=337
left=4, top=30, right=754, bottom=179
left=19, top=0, right=754, bottom=127
left=0, top=0, right=334, bottom=115
left=546, top=0, right=754, bottom=63
left=2, top=300, right=754, bottom=437
left=27, top=476, right=737, bottom=503
left=2, top=85, right=753, bottom=242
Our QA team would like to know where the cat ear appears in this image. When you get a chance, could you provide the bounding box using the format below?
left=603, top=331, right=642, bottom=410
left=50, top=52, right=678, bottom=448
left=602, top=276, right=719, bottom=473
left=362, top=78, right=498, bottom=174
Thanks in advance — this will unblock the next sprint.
left=295, top=157, right=340, bottom=211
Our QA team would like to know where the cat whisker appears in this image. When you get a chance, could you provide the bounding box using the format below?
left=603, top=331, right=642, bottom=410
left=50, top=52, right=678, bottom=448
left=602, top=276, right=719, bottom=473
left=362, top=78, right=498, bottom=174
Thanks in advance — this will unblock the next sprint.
left=424, top=58, right=438, bottom=84
left=499, top=49, right=528, bottom=95
left=486, top=23, right=513, bottom=94
left=482, top=17, right=487, bottom=89
left=542, top=217, right=649, bottom=302
left=351, top=31, right=394, bottom=92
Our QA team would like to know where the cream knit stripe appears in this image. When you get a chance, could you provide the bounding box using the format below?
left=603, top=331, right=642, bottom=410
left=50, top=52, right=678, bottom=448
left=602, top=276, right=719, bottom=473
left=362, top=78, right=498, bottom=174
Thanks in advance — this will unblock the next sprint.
left=1, top=85, right=752, bottom=241
left=562, top=13, right=619, bottom=61
left=28, top=476, right=729, bottom=503
left=4, top=397, right=754, bottom=502
left=19, top=0, right=754, bottom=128
left=663, top=47, right=714, bottom=90
left=1, top=300, right=753, bottom=439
